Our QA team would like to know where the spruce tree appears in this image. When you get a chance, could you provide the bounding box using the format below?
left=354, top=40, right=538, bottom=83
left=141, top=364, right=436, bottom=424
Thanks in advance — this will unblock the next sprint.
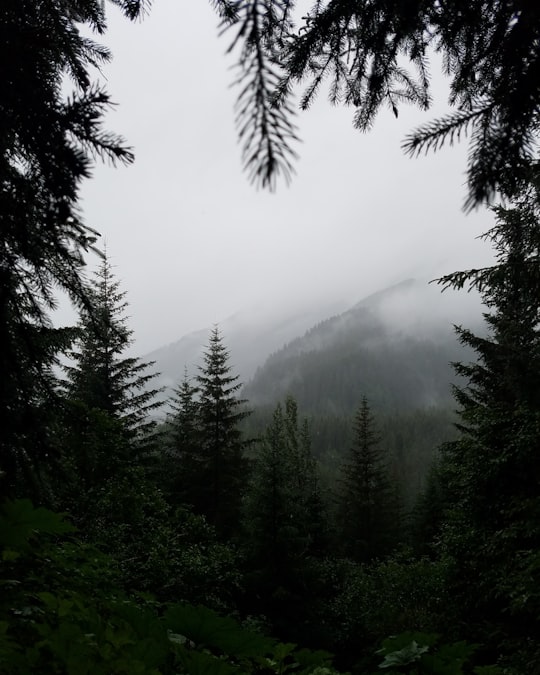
left=283, top=396, right=328, bottom=555
left=0, top=0, right=147, bottom=497
left=243, top=395, right=326, bottom=637
left=191, top=327, right=251, bottom=538
left=336, top=397, right=401, bottom=562
left=436, top=179, right=540, bottom=667
left=61, top=254, right=162, bottom=489
left=244, top=401, right=297, bottom=581
left=164, top=368, right=201, bottom=508
left=244, top=395, right=325, bottom=577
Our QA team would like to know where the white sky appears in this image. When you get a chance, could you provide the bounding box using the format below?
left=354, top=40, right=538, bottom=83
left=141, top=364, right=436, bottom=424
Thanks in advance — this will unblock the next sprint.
left=73, top=1, right=496, bottom=354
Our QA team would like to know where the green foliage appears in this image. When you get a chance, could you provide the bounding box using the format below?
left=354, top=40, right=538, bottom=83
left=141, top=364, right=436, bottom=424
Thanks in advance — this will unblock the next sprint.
left=246, top=405, right=457, bottom=511
left=373, top=633, right=503, bottom=675
left=0, top=499, right=342, bottom=675
left=435, top=182, right=540, bottom=667
left=308, top=555, right=449, bottom=660
left=243, top=309, right=464, bottom=416
left=74, top=466, right=241, bottom=612
left=242, top=396, right=328, bottom=643
left=164, top=369, right=201, bottom=506
left=0, top=499, right=74, bottom=550
left=244, top=396, right=326, bottom=569
left=172, top=327, right=251, bottom=538
left=63, top=254, right=162, bottom=443
left=409, top=463, right=449, bottom=557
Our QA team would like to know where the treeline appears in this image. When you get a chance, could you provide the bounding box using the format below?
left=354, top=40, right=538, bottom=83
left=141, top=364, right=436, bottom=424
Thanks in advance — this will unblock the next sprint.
left=244, top=405, right=457, bottom=508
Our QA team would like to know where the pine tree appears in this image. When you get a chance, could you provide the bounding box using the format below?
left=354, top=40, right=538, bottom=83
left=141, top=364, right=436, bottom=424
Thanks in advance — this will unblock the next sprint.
left=283, top=396, right=328, bottom=555
left=409, top=462, right=448, bottom=558
left=436, top=179, right=540, bottom=667
left=61, top=254, right=162, bottom=489
left=336, top=397, right=401, bottom=562
left=191, top=327, right=251, bottom=538
left=164, top=368, right=201, bottom=507
left=243, top=395, right=326, bottom=638
left=244, top=401, right=297, bottom=579
left=0, top=1, right=148, bottom=497
left=245, top=395, right=325, bottom=575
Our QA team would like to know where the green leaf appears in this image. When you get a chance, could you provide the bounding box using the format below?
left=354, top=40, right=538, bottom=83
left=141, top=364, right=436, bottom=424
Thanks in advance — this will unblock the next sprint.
left=379, top=641, right=430, bottom=668
left=0, top=499, right=74, bottom=549
left=164, top=603, right=275, bottom=658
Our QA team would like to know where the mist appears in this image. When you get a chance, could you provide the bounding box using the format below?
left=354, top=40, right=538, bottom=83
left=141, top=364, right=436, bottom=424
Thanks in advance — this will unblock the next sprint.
left=57, top=2, right=499, bottom=357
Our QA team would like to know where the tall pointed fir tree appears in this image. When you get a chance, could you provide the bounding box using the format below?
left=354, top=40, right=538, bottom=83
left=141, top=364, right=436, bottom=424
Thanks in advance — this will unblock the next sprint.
left=244, top=397, right=322, bottom=574
left=436, top=177, right=540, bottom=669
left=0, top=0, right=147, bottom=499
left=336, top=396, right=401, bottom=562
left=163, top=368, right=201, bottom=508
left=60, top=253, right=162, bottom=498
left=243, top=395, right=326, bottom=637
left=283, top=396, right=328, bottom=555
left=189, top=327, right=251, bottom=539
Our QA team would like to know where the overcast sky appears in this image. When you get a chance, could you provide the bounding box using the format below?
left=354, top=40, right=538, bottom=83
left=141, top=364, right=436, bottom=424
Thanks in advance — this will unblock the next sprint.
left=71, top=1, right=496, bottom=355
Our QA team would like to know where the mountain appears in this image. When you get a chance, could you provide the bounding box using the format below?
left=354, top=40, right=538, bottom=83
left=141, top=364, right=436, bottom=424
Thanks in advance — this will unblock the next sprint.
left=146, top=278, right=482, bottom=501
left=242, top=279, right=480, bottom=415
left=143, top=297, right=350, bottom=401
left=145, top=278, right=482, bottom=415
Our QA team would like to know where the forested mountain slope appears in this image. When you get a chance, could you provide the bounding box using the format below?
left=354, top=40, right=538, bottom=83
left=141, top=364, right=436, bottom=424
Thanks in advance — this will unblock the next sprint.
left=243, top=279, right=478, bottom=415
left=144, top=299, right=348, bottom=397
left=146, top=278, right=480, bottom=413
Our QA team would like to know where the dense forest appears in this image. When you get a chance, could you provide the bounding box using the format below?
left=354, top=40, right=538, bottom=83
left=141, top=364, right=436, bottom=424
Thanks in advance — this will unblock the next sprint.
left=2, top=2, right=540, bottom=674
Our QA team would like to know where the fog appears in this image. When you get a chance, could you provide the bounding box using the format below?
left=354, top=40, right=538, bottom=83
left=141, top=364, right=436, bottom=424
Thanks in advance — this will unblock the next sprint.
left=373, top=280, right=486, bottom=338
left=64, top=1, right=497, bottom=355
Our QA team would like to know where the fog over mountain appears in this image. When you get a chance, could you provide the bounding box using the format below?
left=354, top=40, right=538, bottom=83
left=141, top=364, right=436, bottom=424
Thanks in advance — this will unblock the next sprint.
left=145, top=278, right=483, bottom=410
left=144, top=296, right=350, bottom=395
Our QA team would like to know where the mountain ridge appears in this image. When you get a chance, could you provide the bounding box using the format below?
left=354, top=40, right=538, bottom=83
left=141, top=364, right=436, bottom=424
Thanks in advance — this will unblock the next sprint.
left=144, top=278, right=481, bottom=412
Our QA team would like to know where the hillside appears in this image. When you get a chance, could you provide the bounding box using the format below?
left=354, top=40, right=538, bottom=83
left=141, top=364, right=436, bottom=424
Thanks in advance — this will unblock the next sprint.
left=143, top=298, right=349, bottom=401
left=243, top=279, right=478, bottom=415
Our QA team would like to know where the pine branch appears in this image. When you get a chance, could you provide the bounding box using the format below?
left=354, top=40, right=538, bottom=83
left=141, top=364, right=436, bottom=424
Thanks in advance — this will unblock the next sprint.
left=229, top=1, right=300, bottom=189
left=403, top=105, right=488, bottom=158
left=63, top=87, right=135, bottom=166
left=109, top=0, right=153, bottom=21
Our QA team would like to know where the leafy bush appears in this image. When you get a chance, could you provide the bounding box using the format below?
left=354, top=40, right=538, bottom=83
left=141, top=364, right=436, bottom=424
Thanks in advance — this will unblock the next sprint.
left=0, top=499, right=342, bottom=674
left=372, top=632, right=504, bottom=675
left=310, top=555, right=449, bottom=655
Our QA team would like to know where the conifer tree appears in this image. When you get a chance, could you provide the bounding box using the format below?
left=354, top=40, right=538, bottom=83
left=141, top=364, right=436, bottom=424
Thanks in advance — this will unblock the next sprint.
left=164, top=368, right=201, bottom=507
left=191, top=327, right=251, bottom=538
left=409, top=462, right=448, bottom=558
left=244, top=395, right=326, bottom=584
left=283, top=396, right=328, bottom=554
left=0, top=1, right=148, bottom=497
left=61, top=253, right=162, bottom=488
left=436, top=178, right=540, bottom=667
left=336, top=397, right=401, bottom=562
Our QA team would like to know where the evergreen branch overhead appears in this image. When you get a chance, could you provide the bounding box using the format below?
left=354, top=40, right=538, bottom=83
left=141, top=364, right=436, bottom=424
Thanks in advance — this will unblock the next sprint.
left=212, top=0, right=540, bottom=205
left=403, top=104, right=488, bottom=159
left=229, top=1, right=300, bottom=189
left=109, top=0, right=153, bottom=21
